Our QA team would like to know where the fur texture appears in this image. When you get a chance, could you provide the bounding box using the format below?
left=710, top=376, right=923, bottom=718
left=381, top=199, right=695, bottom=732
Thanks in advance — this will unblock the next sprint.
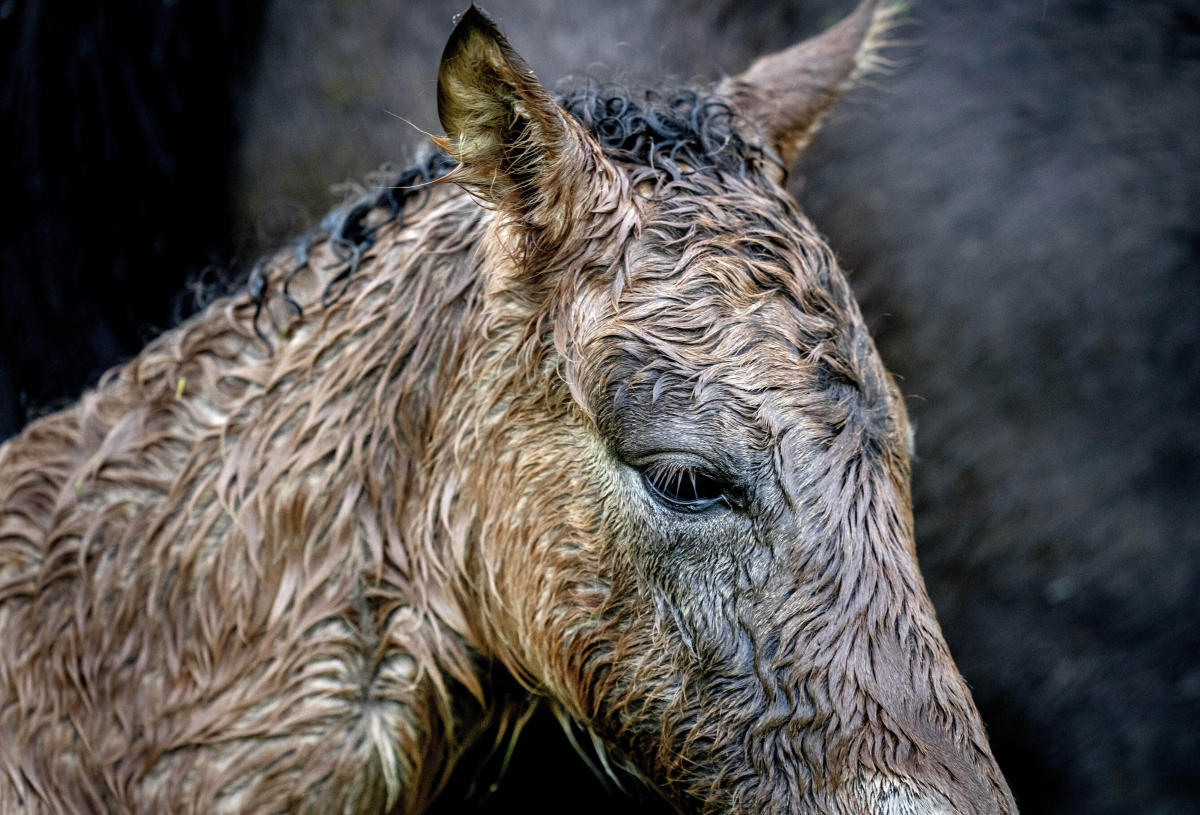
left=0, top=4, right=1014, bottom=813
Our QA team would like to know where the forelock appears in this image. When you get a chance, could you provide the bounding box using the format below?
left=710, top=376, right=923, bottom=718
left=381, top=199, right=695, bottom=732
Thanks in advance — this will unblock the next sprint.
left=555, top=81, right=777, bottom=184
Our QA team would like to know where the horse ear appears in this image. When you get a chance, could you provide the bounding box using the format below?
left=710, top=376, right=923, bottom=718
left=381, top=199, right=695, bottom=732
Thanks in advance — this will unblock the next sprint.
left=435, top=5, right=590, bottom=232
left=720, top=0, right=888, bottom=172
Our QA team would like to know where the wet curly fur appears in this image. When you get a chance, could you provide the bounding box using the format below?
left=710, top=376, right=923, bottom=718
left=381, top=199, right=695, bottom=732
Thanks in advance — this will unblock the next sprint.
left=0, top=3, right=1015, bottom=813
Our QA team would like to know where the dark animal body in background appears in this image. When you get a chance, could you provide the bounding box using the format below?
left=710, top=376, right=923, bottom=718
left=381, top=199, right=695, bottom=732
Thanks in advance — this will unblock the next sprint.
left=0, top=0, right=269, bottom=439
left=2, top=0, right=1198, bottom=814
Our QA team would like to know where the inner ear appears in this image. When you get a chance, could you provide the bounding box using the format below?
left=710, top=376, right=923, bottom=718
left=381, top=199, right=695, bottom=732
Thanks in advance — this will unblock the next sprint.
left=435, top=5, right=570, bottom=212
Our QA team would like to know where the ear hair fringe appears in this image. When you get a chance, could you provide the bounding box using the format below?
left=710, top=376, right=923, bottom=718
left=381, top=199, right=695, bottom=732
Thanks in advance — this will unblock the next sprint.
left=850, top=1, right=913, bottom=84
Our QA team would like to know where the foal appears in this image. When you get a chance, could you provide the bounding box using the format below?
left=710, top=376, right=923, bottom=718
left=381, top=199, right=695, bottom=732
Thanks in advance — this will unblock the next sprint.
left=0, top=3, right=1016, bottom=813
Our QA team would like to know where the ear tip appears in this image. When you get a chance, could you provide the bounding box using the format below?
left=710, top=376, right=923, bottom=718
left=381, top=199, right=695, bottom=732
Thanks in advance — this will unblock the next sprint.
left=441, top=4, right=513, bottom=82
left=448, top=4, right=502, bottom=44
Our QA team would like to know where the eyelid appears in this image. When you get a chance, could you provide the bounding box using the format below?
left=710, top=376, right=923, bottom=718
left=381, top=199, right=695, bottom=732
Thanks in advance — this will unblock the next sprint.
left=623, top=448, right=723, bottom=473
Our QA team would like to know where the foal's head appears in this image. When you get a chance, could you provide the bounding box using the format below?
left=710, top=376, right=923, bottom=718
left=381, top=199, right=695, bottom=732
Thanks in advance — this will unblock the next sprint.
left=433, top=4, right=1016, bottom=813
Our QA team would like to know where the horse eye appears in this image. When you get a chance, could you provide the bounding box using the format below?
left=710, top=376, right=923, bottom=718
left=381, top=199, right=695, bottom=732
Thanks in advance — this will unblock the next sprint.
left=641, top=461, right=729, bottom=512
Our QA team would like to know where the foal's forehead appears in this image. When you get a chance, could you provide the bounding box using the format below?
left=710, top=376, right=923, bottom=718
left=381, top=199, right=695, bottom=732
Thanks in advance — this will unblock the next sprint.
left=636, top=171, right=834, bottom=274
left=596, top=218, right=855, bottom=393
left=621, top=185, right=852, bottom=344
left=577, top=175, right=903, bottom=469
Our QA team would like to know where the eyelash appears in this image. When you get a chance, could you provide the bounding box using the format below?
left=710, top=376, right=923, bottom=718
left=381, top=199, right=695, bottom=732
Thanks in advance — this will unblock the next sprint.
left=641, top=460, right=730, bottom=512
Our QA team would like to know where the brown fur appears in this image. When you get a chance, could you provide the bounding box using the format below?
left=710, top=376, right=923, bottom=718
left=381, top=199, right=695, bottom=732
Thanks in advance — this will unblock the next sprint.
left=0, top=3, right=1016, bottom=813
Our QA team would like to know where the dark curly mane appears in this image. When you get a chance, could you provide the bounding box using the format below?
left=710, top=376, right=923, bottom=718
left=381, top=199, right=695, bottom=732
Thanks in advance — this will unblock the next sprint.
left=224, top=81, right=768, bottom=344
left=557, top=82, right=771, bottom=181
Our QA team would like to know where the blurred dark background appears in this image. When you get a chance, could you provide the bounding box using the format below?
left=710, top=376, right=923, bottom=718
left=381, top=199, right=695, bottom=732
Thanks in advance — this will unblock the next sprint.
left=2, top=0, right=1197, bottom=813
